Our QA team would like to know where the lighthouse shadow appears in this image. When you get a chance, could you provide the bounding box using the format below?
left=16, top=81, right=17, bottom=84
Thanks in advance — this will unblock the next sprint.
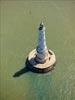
left=13, top=59, right=30, bottom=78
left=13, top=57, right=56, bottom=77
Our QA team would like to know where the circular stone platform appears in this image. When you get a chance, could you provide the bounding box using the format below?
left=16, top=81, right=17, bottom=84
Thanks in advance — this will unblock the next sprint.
left=26, top=49, right=56, bottom=73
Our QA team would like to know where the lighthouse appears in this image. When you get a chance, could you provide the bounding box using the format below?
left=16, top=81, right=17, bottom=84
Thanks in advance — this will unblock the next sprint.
left=35, top=22, right=49, bottom=63
left=26, top=22, right=56, bottom=73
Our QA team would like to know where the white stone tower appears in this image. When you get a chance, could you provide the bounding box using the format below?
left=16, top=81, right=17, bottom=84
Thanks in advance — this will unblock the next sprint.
left=27, top=22, right=56, bottom=73
left=35, top=22, right=49, bottom=63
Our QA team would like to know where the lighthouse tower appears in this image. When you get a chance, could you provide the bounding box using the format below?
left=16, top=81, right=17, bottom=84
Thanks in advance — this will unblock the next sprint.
left=26, top=22, right=56, bottom=73
left=35, top=22, right=49, bottom=63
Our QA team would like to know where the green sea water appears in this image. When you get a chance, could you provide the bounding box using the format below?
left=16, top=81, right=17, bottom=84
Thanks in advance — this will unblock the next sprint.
left=0, top=0, right=75, bottom=100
